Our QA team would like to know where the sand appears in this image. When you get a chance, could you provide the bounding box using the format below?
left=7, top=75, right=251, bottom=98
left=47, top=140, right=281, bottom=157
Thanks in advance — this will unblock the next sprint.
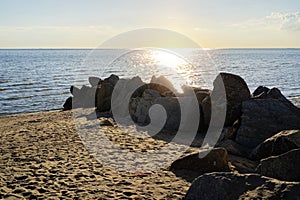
left=0, top=110, right=197, bottom=199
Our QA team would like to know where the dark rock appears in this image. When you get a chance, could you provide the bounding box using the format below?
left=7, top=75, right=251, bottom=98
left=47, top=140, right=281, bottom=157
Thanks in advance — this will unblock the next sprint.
left=95, top=82, right=114, bottom=111
left=216, top=73, right=251, bottom=126
left=99, top=118, right=114, bottom=126
left=63, top=97, right=72, bottom=111
left=235, top=99, right=300, bottom=148
left=95, top=74, right=119, bottom=112
left=228, top=154, right=259, bottom=173
left=252, top=86, right=269, bottom=97
left=88, top=76, right=101, bottom=87
left=185, top=172, right=300, bottom=200
left=201, top=96, right=211, bottom=127
left=251, top=130, right=300, bottom=160
left=170, top=148, right=230, bottom=174
left=217, top=139, right=251, bottom=157
left=219, top=127, right=237, bottom=141
left=259, top=148, right=300, bottom=181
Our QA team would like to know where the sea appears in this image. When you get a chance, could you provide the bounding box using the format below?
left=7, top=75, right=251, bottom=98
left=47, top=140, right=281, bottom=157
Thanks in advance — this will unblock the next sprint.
left=0, top=48, right=299, bottom=116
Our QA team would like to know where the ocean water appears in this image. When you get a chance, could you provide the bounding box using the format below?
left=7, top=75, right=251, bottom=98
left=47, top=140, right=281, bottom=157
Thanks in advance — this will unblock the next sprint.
left=0, top=48, right=299, bottom=116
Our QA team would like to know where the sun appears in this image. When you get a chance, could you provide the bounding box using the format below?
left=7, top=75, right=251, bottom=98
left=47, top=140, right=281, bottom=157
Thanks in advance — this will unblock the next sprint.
left=151, top=49, right=186, bottom=70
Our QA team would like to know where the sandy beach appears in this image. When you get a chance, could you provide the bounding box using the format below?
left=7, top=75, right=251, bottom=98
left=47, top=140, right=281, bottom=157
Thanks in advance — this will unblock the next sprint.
left=0, top=110, right=197, bottom=199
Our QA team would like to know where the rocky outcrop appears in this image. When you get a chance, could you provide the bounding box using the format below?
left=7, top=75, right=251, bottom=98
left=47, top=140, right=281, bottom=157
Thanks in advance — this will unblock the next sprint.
left=251, top=130, right=300, bottom=160
left=259, top=148, right=300, bottom=182
left=170, top=148, right=230, bottom=174
left=235, top=98, right=300, bottom=148
left=185, top=172, right=300, bottom=200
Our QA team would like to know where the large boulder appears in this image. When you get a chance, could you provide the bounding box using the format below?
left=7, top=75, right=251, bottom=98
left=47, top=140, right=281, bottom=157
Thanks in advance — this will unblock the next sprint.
left=251, top=130, right=300, bottom=160
left=185, top=172, right=300, bottom=200
left=170, top=148, right=230, bottom=174
left=201, top=73, right=250, bottom=127
left=235, top=98, right=300, bottom=148
left=259, top=148, right=300, bottom=182
left=215, top=73, right=251, bottom=126
left=95, top=74, right=119, bottom=112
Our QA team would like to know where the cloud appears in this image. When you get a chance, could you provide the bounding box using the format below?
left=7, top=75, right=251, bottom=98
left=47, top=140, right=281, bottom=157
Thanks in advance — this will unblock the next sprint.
left=266, top=12, right=300, bottom=31
left=232, top=12, right=300, bottom=31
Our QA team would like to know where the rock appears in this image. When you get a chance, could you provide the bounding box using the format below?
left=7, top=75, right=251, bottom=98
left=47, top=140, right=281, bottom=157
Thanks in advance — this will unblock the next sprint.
left=70, top=85, right=80, bottom=96
left=216, top=73, right=251, bottom=126
left=219, top=127, right=237, bottom=141
left=259, top=148, right=300, bottom=182
left=95, top=75, right=119, bottom=112
left=228, top=154, right=259, bottom=173
left=185, top=172, right=300, bottom=200
left=252, top=86, right=269, bottom=97
left=217, top=139, right=251, bottom=157
left=88, top=76, right=101, bottom=87
left=195, top=90, right=210, bottom=103
left=251, top=130, right=300, bottom=160
left=150, top=75, right=177, bottom=94
left=95, top=82, right=114, bottom=111
left=201, top=96, right=211, bottom=127
left=152, top=97, right=181, bottom=130
left=99, top=118, right=114, bottom=126
left=235, top=99, right=300, bottom=148
left=170, top=148, right=230, bottom=174
left=63, top=97, right=72, bottom=111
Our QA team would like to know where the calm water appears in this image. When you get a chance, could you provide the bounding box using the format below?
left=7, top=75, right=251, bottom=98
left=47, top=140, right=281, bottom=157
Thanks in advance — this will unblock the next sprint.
left=0, top=48, right=299, bottom=115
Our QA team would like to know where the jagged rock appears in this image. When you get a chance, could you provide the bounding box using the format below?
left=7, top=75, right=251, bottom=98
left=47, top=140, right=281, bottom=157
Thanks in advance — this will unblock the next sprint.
left=235, top=98, right=300, bottom=148
left=185, top=172, right=300, bottom=200
left=259, top=149, right=300, bottom=182
left=170, top=148, right=230, bottom=174
left=88, top=76, right=101, bottom=87
left=251, top=130, right=300, bottom=160
left=217, top=139, right=250, bottom=157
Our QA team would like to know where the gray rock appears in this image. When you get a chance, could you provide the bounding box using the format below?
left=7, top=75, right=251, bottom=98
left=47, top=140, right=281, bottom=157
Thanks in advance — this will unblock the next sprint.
left=170, top=148, right=230, bottom=173
left=259, top=148, right=300, bottom=182
left=185, top=172, right=300, bottom=200
left=236, top=99, right=300, bottom=148
left=251, top=130, right=300, bottom=160
left=88, top=76, right=101, bottom=87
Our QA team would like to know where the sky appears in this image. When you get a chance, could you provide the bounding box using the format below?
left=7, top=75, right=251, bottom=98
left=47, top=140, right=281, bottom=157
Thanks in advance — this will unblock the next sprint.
left=0, top=0, right=300, bottom=48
